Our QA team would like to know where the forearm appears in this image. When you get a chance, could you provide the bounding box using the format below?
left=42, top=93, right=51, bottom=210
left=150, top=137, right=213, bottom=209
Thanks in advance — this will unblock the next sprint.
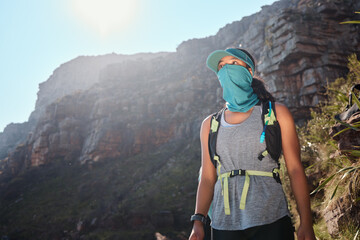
left=288, top=166, right=313, bottom=226
left=194, top=178, right=215, bottom=216
left=276, top=103, right=313, bottom=226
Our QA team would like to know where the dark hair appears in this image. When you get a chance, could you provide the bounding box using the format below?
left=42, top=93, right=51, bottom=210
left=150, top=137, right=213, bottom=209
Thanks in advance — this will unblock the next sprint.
left=252, top=77, right=276, bottom=102
left=237, top=48, right=275, bottom=102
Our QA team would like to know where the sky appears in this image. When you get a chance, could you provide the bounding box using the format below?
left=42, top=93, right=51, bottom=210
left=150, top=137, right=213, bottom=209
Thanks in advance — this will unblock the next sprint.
left=0, top=0, right=277, bottom=132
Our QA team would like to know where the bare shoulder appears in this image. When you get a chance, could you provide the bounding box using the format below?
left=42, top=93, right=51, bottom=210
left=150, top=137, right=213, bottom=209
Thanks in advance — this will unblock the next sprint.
left=274, top=103, right=297, bottom=132
left=202, top=114, right=213, bottom=126
left=275, top=102, right=294, bottom=123
left=200, top=114, right=213, bottom=137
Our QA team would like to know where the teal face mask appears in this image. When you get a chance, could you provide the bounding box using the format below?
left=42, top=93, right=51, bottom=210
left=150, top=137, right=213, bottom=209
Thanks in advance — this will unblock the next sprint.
left=217, top=64, right=259, bottom=112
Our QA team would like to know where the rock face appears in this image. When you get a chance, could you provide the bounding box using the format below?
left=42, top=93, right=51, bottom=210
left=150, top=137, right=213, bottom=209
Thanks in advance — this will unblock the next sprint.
left=323, top=198, right=347, bottom=237
left=0, top=53, right=169, bottom=160
left=0, top=122, right=32, bottom=159
left=323, top=193, right=360, bottom=237
left=1, top=0, right=360, bottom=174
left=31, top=52, right=170, bottom=122
left=212, top=0, right=360, bottom=120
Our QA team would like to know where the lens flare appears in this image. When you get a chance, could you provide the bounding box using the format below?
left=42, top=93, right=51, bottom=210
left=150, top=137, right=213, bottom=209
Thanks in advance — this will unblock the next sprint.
left=70, top=0, right=139, bottom=37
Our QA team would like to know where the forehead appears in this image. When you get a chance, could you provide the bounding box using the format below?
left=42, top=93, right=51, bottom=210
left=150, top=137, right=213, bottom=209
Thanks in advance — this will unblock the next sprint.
left=218, top=56, right=245, bottom=65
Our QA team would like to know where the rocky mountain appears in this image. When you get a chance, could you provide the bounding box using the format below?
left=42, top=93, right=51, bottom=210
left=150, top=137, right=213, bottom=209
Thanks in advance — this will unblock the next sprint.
left=0, top=0, right=359, bottom=239
left=0, top=52, right=170, bottom=160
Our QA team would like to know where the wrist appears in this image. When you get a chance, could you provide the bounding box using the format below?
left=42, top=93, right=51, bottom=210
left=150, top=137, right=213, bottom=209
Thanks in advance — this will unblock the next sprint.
left=300, top=213, right=313, bottom=225
left=299, top=219, right=314, bottom=231
left=190, top=213, right=207, bottom=225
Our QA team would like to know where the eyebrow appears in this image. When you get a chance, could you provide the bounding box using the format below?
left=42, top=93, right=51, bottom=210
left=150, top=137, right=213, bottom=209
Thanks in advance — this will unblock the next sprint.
left=218, top=57, right=239, bottom=65
left=217, top=59, right=252, bottom=74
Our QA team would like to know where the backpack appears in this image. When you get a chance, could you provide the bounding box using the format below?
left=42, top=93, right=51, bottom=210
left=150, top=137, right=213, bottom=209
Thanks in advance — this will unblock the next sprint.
left=208, top=100, right=282, bottom=167
left=206, top=100, right=283, bottom=214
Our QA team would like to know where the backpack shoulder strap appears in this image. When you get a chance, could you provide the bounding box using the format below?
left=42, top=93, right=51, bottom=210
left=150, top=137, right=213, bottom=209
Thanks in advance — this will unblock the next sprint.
left=261, top=100, right=278, bottom=126
left=259, top=101, right=282, bottom=162
left=208, top=108, right=225, bottom=168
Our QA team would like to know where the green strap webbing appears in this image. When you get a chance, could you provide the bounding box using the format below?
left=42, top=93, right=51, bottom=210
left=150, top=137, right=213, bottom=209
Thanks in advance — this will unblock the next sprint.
left=261, top=150, right=268, bottom=157
left=264, top=105, right=276, bottom=126
left=211, top=116, right=219, bottom=133
left=223, top=174, right=230, bottom=214
left=218, top=169, right=278, bottom=215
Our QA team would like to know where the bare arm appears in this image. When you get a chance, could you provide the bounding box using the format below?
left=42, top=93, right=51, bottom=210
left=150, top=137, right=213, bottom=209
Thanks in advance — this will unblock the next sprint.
left=189, top=116, right=217, bottom=240
left=276, top=103, right=315, bottom=240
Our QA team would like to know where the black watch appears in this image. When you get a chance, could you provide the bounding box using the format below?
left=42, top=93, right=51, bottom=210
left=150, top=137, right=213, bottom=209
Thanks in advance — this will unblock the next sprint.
left=190, top=213, right=207, bottom=225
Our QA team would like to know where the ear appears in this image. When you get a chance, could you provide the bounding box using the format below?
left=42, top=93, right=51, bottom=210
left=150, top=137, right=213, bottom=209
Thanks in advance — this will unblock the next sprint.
left=249, top=68, right=253, bottom=76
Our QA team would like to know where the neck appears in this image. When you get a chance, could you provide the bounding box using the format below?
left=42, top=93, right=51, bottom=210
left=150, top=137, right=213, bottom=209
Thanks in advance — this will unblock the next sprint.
left=224, top=107, right=255, bottom=124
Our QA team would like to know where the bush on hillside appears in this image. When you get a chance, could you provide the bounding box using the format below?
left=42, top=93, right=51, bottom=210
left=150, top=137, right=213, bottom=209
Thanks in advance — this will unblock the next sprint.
left=297, top=54, right=360, bottom=239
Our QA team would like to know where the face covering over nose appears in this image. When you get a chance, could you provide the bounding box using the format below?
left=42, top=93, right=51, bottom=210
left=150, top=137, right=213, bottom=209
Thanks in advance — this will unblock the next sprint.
left=217, top=64, right=259, bottom=112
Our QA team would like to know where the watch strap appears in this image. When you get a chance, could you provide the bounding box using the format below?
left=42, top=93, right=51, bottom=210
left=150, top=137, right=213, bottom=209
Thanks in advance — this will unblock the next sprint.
left=190, top=213, right=207, bottom=225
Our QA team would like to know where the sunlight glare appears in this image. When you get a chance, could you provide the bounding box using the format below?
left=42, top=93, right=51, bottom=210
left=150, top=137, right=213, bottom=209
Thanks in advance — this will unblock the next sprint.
left=71, top=0, right=139, bottom=37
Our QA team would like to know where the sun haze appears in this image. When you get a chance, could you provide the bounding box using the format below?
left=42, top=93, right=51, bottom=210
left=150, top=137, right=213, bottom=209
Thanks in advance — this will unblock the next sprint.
left=69, top=0, right=140, bottom=38
left=0, top=0, right=277, bottom=132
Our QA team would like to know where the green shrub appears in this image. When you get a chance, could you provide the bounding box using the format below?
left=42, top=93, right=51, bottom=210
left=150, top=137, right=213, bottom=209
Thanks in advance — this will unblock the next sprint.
left=298, top=54, right=360, bottom=239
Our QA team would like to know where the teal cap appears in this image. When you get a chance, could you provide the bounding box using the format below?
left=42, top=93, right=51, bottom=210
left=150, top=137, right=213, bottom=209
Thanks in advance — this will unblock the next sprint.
left=206, top=48, right=255, bottom=74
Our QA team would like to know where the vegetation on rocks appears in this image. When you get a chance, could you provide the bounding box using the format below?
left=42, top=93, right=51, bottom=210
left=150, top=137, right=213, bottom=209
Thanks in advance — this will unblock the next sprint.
left=293, top=54, right=360, bottom=239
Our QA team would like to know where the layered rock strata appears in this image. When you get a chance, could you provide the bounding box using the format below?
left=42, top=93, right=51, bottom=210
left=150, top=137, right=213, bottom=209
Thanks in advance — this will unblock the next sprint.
left=1, top=0, right=359, bottom=172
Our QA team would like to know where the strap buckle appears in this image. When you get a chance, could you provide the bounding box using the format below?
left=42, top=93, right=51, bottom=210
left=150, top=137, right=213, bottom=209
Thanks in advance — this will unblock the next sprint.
left=272, top=168, right=281, bottom=184
left=230, top=169, right=246, bottom=177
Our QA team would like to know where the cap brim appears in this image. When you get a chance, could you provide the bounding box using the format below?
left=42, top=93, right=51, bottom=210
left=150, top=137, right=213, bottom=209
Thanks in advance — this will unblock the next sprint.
left=206, top=50, right=233, bottom=73
left=206, top=49, right=255, bottom=75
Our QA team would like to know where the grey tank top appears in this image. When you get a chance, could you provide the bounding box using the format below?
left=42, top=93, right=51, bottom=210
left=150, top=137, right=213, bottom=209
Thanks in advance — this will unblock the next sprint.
left=211, top=106, right=290, bottom=230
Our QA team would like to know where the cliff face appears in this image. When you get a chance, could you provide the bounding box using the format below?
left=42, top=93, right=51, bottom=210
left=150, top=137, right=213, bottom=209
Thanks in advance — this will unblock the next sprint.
left=31, top=52, right=171, bottom=122
left=204, top=0, right=360, bottom=120
left=0, top=53, right=170, bottom=160
left=3, top=0, right=357, bottom=170
left=0, top=0, right=359, bottom=238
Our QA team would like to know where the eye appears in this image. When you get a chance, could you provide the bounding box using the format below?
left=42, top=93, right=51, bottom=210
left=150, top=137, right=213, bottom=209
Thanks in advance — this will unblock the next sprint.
left=232, top=61, right=238, bottom=65
left=218, top=63, right=224, bottom=70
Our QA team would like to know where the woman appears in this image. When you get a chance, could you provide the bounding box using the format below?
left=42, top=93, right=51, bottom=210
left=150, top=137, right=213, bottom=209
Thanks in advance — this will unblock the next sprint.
left=189, top=48, right=315, bottom=240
